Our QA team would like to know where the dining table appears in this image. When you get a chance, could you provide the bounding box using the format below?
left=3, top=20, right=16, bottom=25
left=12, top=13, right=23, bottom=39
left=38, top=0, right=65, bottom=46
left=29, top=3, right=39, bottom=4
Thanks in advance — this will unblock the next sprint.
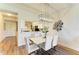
left=30, top=31, right=46, bottom=44
left=30, top=37, right=45, bottom=45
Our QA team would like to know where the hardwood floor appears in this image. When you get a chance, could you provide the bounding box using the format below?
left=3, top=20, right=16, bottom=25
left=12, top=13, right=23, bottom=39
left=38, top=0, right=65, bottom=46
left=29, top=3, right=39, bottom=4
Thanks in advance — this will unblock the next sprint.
left=0, top=36, right=27, bottom=55
left=0, top=36, right=79, bottom=55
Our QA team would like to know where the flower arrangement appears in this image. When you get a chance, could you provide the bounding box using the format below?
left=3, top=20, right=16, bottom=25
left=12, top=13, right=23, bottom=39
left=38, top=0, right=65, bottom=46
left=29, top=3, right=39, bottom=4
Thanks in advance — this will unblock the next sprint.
left=53, top=20, right=63, bottom=31
left=42, top=26, right=48, bottom=33
left=41, top=26, right=48, bottom=38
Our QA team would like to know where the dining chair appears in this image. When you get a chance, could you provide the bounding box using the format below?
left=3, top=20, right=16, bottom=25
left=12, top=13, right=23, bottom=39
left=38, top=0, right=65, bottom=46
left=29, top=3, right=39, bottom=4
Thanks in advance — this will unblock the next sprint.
left=51, top=30, right=58, bottom=51
left=24, top=32, right=39, bottom=55
left=39, top=31, right=54, bottom=51
left=34, top=32, right=41, bottom=37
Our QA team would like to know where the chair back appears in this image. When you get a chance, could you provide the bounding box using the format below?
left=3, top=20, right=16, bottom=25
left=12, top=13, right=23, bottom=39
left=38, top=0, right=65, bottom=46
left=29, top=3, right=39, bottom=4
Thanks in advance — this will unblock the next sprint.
left=34, top=32, right=41, bottom=37
left=44, top=31, right=54, bottom=51
left=25, top=32, right=31, bottom=53
left=25, top=32, right=39, bottom=54
left=52, top=31, right=58, bottom=47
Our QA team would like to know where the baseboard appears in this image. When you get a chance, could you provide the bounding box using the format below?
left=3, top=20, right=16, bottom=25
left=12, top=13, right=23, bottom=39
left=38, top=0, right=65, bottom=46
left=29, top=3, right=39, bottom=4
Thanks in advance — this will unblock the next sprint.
left=58, top=44, right=79, bottom=55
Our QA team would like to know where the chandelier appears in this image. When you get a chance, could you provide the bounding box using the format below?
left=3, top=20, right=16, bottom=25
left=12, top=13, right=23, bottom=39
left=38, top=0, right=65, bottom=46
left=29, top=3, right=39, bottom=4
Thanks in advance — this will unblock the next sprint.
left=38, top=13, right=53, bottom=23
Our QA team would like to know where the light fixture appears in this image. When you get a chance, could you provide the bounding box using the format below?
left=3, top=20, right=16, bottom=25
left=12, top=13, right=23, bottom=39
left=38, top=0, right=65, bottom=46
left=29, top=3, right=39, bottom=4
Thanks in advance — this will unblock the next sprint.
left=7, top=13, right=12, bottom=16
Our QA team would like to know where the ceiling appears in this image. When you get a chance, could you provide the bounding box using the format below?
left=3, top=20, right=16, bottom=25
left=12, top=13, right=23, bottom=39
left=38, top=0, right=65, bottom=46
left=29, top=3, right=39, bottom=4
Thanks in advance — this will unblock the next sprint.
left=19, top=3, right=74, bottom=19
left=0, top=11, right=18, bottom=21
left=8, top=3, right=75, bottom=20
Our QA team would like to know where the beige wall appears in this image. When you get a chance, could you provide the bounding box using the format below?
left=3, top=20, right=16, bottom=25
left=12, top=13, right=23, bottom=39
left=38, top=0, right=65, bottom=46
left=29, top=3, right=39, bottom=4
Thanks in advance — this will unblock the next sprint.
left=58, top=4, right=79, bottom=51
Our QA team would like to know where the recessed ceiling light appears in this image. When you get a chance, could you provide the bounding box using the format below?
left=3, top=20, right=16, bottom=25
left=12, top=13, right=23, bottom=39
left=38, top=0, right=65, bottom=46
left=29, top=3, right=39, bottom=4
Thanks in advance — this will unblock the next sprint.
left=7, top=13, right=12, bottom=16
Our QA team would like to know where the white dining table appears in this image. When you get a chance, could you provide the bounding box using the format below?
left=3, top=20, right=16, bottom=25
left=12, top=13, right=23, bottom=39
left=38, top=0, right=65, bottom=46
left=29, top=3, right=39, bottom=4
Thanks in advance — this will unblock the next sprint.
left=30, top=37, right=45, bottom=45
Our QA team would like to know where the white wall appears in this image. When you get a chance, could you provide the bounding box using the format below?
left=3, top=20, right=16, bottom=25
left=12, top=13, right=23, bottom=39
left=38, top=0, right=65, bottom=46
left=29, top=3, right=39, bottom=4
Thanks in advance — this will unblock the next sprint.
left=59, top=4, right=79, bottom=51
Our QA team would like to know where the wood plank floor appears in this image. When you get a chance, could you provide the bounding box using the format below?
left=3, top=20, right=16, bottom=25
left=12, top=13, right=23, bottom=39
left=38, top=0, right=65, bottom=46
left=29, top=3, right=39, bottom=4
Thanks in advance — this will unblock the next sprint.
left=0, top=36, right=27, bottom=55
left=0, top=36, right=79, bottom=55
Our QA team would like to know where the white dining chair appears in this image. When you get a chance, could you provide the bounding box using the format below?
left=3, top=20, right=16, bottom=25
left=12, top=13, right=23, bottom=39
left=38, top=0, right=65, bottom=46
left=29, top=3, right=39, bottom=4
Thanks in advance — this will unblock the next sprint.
left=51, top=30, right=58, bottom=50
left=39, top=31, right=54, bottom=51
left=24, top=32, right=39, bottom=55
left=34, top=32, right=42, bottom=37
